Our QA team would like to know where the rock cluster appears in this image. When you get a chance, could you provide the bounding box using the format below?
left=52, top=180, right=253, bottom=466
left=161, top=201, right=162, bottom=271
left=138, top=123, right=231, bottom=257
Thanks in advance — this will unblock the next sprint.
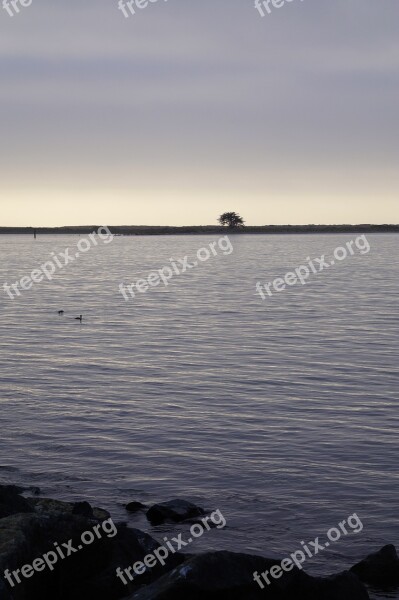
left=0, top=485, right=397, bottom=599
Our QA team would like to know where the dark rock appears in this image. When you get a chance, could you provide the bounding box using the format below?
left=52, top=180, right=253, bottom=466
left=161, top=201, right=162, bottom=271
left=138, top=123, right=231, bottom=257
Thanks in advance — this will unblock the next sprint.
left=146, top=499, right=205, bottom=525
left=83, top=525, right=185, bottom=600
left=28, top=497, right=110, bottom=521
left=126, top=501, right=147, bottom=513
left=0, top=484, right=33, bottom=519
left=0, top=487, right=371, bottom=600
left=315, top=571, right=371, bottom=599
left=0, top=577, right=13, bottom=600
left=128, top=551, right=369, bottom=600
left=0, top=511, right=114, bottom=600
left=350, top=544, right=399, bottom=587
left=1, top=484, right=24, bottom=494
left=72, top=501, right=94, bottom=518
left=0, top=493, right=184, bottom=600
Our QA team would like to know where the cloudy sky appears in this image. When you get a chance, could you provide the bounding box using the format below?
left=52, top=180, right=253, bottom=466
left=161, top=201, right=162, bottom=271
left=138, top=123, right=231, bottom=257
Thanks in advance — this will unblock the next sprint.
left=0, top=0, right=398, bottom=226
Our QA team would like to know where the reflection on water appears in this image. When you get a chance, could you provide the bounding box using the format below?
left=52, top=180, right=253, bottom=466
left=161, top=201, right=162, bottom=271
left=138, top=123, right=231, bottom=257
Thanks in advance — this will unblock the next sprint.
left=0, top=233, right=398, bottom=600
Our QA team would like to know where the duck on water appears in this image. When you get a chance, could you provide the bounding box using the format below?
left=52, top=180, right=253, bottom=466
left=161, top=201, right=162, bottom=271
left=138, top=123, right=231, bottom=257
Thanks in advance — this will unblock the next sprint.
left=57, top=311, right=82, bottom=322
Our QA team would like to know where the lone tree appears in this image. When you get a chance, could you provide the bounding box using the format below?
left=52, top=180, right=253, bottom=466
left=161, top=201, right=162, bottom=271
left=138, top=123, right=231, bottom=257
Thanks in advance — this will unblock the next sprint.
left=218, top=212, right=245, bottom=228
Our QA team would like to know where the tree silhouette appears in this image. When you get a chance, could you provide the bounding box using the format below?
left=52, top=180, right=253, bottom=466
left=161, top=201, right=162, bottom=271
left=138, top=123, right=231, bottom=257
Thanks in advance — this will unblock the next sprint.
left=218, top=212, right=245, bottom=228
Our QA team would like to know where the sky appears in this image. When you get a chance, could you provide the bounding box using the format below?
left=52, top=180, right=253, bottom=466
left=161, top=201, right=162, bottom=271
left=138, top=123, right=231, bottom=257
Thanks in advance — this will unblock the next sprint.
left=0, top=0, right=398, bottom=226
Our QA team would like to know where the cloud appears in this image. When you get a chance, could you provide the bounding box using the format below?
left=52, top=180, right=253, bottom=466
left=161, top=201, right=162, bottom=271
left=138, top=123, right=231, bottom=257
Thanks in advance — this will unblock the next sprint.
left=0, top=0, right=398, bottom=224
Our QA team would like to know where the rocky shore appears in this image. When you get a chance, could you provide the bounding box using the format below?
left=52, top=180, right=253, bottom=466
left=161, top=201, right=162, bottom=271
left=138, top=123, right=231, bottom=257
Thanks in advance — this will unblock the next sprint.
left=0, top=484, right=398, bottom=599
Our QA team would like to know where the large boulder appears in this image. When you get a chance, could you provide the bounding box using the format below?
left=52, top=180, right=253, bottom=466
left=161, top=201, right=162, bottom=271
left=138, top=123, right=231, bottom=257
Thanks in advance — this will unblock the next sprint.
left=128, top=550, right=370, bottom=600
left=126, top=502, right=147, bottom=514
left=0, top=491, right=184, bottom=600
left=0, top=485, right=33, bottom=519
left=315, top=571, right=371, bottom=599
left=350, top=544, right=399, bottom=587
left=0, top=577, right=13, bottom=600
left=0, top=511, right=114, bottom=600
left=146, top=500, right=205, bottom=525
left=70, top=524, right=185, bottom=600
left=28, top=497, right=110, bottom=521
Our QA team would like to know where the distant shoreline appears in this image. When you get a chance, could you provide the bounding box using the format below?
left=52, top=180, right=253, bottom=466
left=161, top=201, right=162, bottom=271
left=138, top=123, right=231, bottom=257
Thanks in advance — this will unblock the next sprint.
left=0, top=224, right=398, bottom=235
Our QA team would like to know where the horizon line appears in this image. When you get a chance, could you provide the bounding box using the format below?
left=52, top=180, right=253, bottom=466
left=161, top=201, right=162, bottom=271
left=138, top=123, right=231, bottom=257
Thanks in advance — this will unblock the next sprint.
left=1, top=223, right=399, bottom=230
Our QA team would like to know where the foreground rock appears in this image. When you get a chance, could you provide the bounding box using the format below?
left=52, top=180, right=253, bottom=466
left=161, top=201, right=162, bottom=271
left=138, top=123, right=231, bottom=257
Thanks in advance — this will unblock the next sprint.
left=29, top=497, right=110, bottom=521
left=0, top=487, right=183, bottom=600
left=350, top=544, right=399, bottom=587
left=129, top=551, right=370, bottom=600
left=146, top=499, right=205, bottom=525
left=126, top=502, right=147, bottom=514
left=2, top=485, right=392, bottom=600
left=0, top=485, right=33, bottom=519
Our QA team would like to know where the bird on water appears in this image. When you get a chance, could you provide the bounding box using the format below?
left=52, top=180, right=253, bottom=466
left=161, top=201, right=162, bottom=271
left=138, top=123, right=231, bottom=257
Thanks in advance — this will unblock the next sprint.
left=75, top=315, right=83, bottom=322
left=58, top=310, right=64, bottom=315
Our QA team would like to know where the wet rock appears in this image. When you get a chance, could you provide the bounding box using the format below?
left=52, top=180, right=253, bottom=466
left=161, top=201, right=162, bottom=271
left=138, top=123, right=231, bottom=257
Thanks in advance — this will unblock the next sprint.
left=0, top=511, right=114, bottom=600
left=126, top=501, right=147, bottom=513
left=0, top=489, right=184, bottom=600
left=315, top=571, right=371, bottom=599
left=0, top=485, right=33, bottom=519
left=350, top=544, right=399, bottom=587
left=29, top=497, right=110, bottom=521
left=72, top=501, right=94, bottom=518
left=146, top=499, right=205, bottom=525
left=0, top=486, right=371, bottom=600
left=85, top=525, right=185, bottom=600
left=0, top=577, right=13, bottom=600
left=0, top=513, right=38, bottom=579
left=0, top=484, right=24, bottom=494
left=128, top=551, right=370, bottom=600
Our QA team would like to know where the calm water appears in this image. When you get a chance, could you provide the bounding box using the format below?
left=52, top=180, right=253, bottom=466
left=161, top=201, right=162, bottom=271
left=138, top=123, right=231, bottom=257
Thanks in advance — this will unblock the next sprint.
left=0, top=233, right=398, bottom=599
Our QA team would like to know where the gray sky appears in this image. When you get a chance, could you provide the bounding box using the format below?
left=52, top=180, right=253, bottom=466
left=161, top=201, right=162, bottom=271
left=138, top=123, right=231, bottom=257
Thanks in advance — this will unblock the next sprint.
left=0, top=0, right=398, bottom=225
